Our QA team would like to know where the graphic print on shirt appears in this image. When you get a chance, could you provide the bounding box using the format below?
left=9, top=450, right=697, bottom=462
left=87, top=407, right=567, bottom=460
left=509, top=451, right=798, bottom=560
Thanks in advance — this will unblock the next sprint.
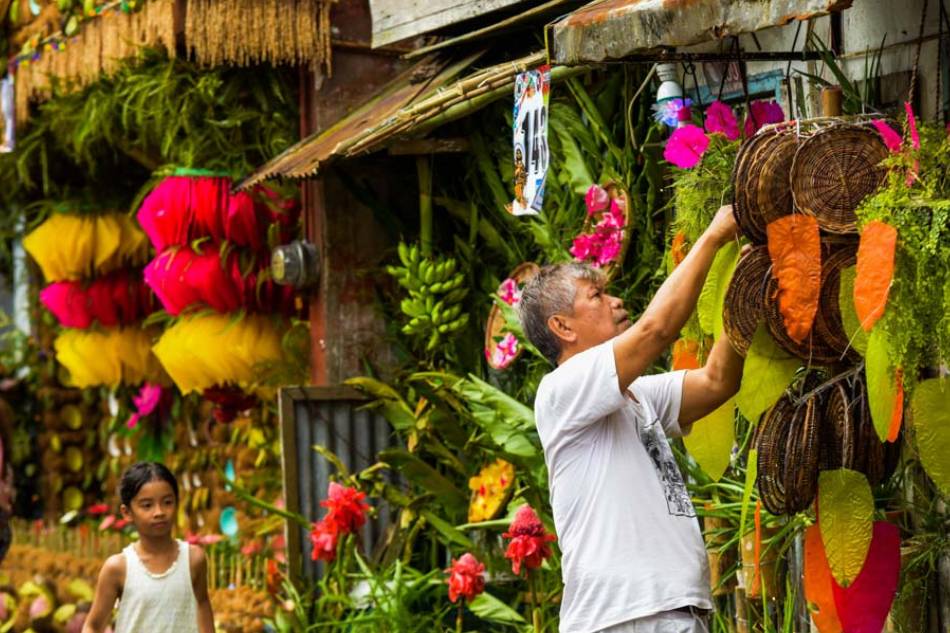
left=641, top=419, right=695, bottom=517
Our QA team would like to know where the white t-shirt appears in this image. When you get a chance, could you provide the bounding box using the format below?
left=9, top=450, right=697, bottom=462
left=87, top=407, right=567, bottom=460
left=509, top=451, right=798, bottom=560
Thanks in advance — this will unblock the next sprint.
left=534, top=338, right=712, bottom=633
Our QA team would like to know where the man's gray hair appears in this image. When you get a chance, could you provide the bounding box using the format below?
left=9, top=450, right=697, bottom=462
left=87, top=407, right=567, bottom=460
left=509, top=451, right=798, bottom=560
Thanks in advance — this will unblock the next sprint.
left=518, top=262, right=605, bottom=366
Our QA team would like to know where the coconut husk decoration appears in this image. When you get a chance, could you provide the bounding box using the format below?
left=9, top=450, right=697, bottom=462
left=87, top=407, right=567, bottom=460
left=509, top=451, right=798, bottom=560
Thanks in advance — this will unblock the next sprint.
left=485, top=262, right=539, bottom=370
left=11, top=0, right=178, bottom=126
left=184, top=0, right=334, bottom=73
left=723, top=246, right=770, bottom=356
left=790, top=125, right=888, bottom=234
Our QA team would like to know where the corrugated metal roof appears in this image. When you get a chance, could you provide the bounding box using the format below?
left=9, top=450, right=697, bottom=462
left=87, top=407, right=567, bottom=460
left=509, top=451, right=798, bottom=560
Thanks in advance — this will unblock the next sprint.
left=237, top=51, right=565, bottom=190
left=549, top=0, right=853, bottom=64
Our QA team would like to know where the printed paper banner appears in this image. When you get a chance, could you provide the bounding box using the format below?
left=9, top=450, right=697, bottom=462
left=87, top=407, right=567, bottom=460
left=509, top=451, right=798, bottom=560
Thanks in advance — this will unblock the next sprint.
left=510, top=66, right=550, bottom=216
left=0, top=77, right=13, bottom=153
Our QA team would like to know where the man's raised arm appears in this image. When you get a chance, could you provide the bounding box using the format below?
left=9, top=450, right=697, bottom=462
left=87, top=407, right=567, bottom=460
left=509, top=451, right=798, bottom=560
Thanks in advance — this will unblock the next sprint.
left=613, top=205, right=738, bottom=392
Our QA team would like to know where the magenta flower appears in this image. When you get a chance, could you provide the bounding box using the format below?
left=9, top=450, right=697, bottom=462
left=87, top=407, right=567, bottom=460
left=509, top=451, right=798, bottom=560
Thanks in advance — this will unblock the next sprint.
left=705, top=101, right=740, bottom=140
left=127, top=383, right=163, bottom=429
left=904, top=102, right=920, bottom=150
left=743, top=100, right=785, bottom=137
left=594, top=231, right=623, bottom=267
left=871, top=120, right=902, bottom=153
left=585, top=185, right=609, bottom=215
left=491, top=333, right=519, bottom=368
left=498, top=278, right=522, bottom=306
left=664, top=124, right=710, bottom=169
left=569, top=233, right=597, bottom=260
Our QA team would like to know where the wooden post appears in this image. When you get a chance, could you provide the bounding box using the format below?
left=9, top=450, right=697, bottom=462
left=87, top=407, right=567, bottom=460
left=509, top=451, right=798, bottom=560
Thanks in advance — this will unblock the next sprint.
left=417, top=155, right=433, bottom=257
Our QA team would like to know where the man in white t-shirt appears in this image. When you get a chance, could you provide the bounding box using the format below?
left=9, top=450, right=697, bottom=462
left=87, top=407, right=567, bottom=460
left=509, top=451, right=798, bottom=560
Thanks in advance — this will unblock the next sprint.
left=518, top=205, right=744, bottom=633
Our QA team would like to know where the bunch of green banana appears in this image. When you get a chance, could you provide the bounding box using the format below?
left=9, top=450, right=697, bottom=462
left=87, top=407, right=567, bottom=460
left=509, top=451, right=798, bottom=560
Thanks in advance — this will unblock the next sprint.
left=386, top=242, right=470, bottom=351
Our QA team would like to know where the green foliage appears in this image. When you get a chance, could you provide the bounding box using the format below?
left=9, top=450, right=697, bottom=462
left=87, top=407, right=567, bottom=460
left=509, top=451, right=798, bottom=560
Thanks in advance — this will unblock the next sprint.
left=670, top=135, right=739, bottom=244
left=855, top=123, right=950, bottom=384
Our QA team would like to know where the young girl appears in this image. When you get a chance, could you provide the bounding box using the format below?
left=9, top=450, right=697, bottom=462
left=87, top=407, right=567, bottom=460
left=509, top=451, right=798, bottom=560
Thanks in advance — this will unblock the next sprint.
left=83, top=462, right=215, bottom=633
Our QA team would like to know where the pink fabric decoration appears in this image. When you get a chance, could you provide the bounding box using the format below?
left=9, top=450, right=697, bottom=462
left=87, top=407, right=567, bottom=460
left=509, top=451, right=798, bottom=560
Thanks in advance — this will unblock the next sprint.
left=127, top=383, right=163, bottom=429
left=189, top=177, right=230, bottom=242
left=904, top=102, right=920, bottom=150
left=663, top=125, right=710, bottom=169
left=137, top=177, right=194, bottom=251
left=743, top=100, right=785, bottom=137
left=832, top=521, right=901, bottom=633
left=585, top=185, right=610, bottom=215
left=144, top=250, right=201, bottom=315
left=491, top=333, right=519, bottom=369
left=498, top=278, right=522, bottom=306
left=225, top=190, right=264, bottom=252
left=705, top=101, right=740, bottom=140
left=40, top=282, right=93, bottom=329
left=871, top=120, right=903, bottom=153
left=183, top=246, right=243, bottom=314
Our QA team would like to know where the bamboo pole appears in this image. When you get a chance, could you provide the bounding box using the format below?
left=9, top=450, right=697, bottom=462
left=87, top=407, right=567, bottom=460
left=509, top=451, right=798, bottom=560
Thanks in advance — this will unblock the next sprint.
left=418, top=156, right=433, bottom=257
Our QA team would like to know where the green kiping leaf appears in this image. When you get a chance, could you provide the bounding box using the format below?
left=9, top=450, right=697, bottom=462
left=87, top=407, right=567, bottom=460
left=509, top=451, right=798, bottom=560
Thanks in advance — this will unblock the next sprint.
left=698, top=241, right=740, bottom=337
left=866, top=328, right=898, bottom=442
left=911, top=378, right=950, bottom=498
left=818, top=469, right=874, bottom=587
left=683, top=397, right=735, bottom=481
left=736, top=325, right=801, bottom=422
left=838, top=266, right=869, bottom=355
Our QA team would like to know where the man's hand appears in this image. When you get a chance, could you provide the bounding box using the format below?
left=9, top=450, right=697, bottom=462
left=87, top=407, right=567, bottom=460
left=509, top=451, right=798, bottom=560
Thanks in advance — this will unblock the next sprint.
left=706, top=204, right=740, bottom=247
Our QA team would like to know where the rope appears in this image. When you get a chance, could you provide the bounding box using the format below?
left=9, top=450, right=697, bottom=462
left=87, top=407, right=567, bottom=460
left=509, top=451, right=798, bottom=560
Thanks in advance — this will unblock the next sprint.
left=786, top=21, right=804, bottom=119
left=908, top=0, right=931, bottom=106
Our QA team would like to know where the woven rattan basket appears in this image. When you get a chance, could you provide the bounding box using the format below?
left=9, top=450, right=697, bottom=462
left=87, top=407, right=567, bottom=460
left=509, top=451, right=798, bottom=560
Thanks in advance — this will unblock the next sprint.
left=815, top=244, right=861, bottom=363
left=723, top=246, right=771, bottom=356
left=753, top=132, right=799, bottom=232
left=782, top=391, right=821, bottom=515
left=755, top=391, right=796, bottom=515
left=790, top=125, right=888, bottom=234
left=820, top=382, right=857, bottom=471
left=732, top=131, right=780, bottom=244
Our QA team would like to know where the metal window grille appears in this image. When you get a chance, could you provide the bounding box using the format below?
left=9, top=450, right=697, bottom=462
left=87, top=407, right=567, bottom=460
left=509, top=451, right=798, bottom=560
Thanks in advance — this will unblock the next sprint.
left=279, top=386, right=396, bottom=581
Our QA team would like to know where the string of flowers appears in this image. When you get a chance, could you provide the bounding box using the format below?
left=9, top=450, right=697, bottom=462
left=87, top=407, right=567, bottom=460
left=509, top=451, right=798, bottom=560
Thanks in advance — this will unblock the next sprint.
left=570, top=184, right=627, bottom=268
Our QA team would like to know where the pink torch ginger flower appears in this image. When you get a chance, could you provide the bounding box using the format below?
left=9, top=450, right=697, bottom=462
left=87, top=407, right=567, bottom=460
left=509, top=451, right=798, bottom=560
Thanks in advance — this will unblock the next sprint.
left=320, top=482, right=369, bottom=534
left=503, top=504, right=556, bottom=575
left=308, top=518, right=338, bottom=562
left=663, top=125, right=710, bottom=169
left=445, top=553, right=486, bottom=603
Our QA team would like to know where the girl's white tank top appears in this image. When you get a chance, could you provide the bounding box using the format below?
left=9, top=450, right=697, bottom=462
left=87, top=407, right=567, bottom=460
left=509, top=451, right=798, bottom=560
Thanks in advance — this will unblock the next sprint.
left=115, top=540, right=199, bottom=633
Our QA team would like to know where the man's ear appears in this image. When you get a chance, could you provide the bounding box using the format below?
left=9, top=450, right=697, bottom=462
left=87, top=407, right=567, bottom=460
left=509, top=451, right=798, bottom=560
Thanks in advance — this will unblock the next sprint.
left=548, top=314, right=576, bottom=344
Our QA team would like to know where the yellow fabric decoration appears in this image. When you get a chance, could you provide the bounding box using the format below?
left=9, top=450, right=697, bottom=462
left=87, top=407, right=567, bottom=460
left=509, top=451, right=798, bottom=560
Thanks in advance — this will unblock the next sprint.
left=23, top=214, right=149, bottom=282
left=468, top=459, right=515, bottom=523
left=152, top=313, right=282, bottom=393
left=55, top=327, right=162, bottom=388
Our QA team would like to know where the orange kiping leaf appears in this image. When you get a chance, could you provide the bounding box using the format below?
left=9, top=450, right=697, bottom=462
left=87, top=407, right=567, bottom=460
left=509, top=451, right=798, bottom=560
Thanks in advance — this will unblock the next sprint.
left=804, top=524, right=844, bottom=633
left=767, top=215, right=821, bottom=343
left=671, top=232, right=687, bottom=268
left=672, top=338, right=702, bottom=370
left=887, top=367, right=904, bottom=443
left=854, top=221, right=897, bottom=332
left=751, top=500, right=763, bottom=596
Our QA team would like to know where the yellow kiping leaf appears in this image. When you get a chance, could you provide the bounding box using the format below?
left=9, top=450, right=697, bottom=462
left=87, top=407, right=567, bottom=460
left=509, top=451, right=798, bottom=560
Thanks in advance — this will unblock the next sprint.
left=911, top=378, right=950, bottom=498
left=736, top=324, right=801, bottom=423
left=818, top=469, right=874, bottom=587
left=683, top=398, right=735, bottom=482
left=697, top=241, right=739, bottom=338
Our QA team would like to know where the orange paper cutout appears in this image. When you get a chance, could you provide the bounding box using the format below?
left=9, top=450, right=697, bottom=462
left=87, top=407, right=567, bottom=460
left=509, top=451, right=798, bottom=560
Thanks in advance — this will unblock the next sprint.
left=887, top=367, right=904, bottom=443
left=752, top=500, right=763, bottom=595
left=671, top=232, right=687, bottom=268
left=854, top=221, right=897, bottom=332
left=767, top=215, right=821, bottom=343
left=804, top=524, right=844, bottom=633
left=672, top=339, right=702, bottom=370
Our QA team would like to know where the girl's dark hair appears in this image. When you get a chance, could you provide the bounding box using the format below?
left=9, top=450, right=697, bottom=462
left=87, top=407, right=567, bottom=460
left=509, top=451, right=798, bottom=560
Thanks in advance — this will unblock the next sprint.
left=119, top=462, right=178, bottom=507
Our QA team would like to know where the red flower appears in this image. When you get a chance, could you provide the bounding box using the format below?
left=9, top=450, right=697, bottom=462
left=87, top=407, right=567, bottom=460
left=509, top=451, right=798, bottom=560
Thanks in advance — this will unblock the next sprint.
left=266, top=559, right=282, bottom=598
left=87, top=503, right=110, bottom=516
left=503, top=505, right=556, bottom=575
left=320, top=482, right=369, bottom=534
left=308, top=517, right=338, bottom=562
left=445, top=553, right=486, bottom=603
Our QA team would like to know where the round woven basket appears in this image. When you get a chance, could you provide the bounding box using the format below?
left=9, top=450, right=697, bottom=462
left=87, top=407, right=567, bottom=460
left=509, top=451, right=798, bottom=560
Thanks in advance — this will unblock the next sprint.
left=484, top=262, right=540, bottom=370
left=723, top=246, right=771, bottom=357
left=820, top=382, right=856, bottom=471
left=850, top=374, right=886, bottom=485
left=790, top=125, right=888, bottom=234
left=753, top=132, right=799, bottom=232
left=814, top=244, right=861, bottom=363
left=782, top=391, right=821, bottom=514
left=732, top=131, right=779, bottom=244
left=755, top=391, right=796, bottom=515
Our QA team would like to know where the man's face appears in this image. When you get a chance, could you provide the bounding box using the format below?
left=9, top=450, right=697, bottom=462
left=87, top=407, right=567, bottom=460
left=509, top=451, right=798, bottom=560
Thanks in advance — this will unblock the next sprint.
left=557, top=277, right=630, bottom=355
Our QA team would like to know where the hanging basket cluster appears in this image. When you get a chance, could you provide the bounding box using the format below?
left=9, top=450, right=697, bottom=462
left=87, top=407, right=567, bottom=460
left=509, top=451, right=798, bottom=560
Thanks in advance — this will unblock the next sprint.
left=24, top=212, right=163, bottom=388
left=137, top=172, right=300, bottom=394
